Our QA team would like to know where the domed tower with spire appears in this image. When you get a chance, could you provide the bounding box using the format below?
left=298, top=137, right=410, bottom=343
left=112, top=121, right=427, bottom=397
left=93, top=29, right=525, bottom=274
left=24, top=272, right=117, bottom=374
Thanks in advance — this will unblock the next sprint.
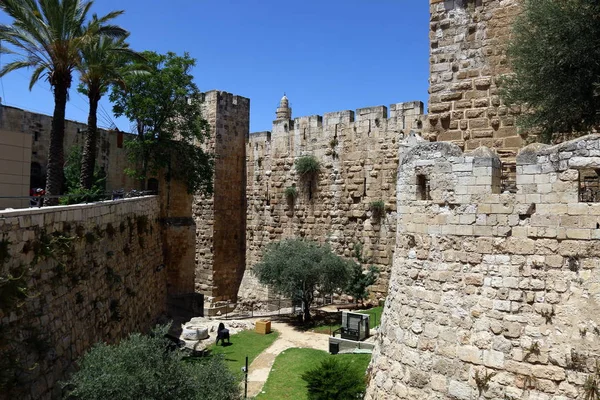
left=275, top=93, right=292, bottom=121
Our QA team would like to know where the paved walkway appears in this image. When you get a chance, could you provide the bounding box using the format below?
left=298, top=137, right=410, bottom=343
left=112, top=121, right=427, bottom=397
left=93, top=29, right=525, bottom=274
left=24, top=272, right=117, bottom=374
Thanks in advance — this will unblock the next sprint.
left=246, top=321, right=329, bottom=398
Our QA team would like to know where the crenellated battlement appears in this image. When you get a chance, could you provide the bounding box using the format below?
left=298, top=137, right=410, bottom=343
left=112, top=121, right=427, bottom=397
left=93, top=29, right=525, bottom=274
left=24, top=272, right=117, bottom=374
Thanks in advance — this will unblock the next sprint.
left=398, top=134, right=600, bottom=217
left=248, top=100, right=425, bottom=147
left=202, top=90, right=250, bottom=109
left=248, top=130, right=271, bottom=143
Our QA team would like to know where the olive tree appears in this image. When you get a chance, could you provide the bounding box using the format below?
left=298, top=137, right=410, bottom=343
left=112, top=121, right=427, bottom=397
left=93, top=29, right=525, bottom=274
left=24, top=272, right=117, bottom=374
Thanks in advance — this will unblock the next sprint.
left=253, top=239, right=352, bottom=323
left=501, top=0, right=600, bottom=142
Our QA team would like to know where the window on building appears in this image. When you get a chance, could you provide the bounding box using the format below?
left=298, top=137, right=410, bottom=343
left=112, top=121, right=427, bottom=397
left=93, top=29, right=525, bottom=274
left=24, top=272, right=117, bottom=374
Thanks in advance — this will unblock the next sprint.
left=501, top=163, right=517, bottom=194
left=579, top=169, right=600, bottom=202
left=416, top=174, right=431, bottom=200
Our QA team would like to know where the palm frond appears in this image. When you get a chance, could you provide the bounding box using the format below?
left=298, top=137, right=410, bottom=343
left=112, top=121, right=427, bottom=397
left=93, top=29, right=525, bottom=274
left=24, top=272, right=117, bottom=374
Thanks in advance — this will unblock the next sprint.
left=92, top=10, right=124, bottom=25
left=0, top=60, right=37, bottom=78
left=96, top=25, right=128, bottom=39
left=29, top=65, right=48, bottom=90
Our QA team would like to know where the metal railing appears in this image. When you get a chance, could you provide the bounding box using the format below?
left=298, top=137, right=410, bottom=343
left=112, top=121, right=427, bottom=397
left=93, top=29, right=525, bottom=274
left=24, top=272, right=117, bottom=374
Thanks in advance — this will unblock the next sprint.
left=216, top=298, right=297, bottom=320
left=216, top=295, right=335, bottom=320
left=0, top=189, right=157, bottom=209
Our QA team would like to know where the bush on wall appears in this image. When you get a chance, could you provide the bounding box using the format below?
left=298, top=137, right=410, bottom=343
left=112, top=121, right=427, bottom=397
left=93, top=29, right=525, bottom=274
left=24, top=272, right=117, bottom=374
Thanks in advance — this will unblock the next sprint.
left=284, top=185, right=298, bottom=201
left=295, top=155, right=320, bottom=178
left=369, top=200, right=385, bottom=220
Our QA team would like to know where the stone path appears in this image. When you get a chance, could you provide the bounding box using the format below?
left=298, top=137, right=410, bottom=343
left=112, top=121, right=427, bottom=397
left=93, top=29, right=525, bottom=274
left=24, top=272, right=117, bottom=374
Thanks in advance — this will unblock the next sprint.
left=246, top=321, right=329, bottom=398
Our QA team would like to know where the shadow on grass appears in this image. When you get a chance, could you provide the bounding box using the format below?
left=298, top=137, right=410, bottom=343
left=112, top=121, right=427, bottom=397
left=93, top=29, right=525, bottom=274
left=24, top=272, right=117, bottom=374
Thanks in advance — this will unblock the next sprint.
left=199, top=348, right=241, bottom=366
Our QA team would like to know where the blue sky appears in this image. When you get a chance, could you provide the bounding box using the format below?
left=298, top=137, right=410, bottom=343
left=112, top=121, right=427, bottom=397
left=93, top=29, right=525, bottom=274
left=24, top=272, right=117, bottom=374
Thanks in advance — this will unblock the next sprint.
left=0, top=1, right=430, bottom=133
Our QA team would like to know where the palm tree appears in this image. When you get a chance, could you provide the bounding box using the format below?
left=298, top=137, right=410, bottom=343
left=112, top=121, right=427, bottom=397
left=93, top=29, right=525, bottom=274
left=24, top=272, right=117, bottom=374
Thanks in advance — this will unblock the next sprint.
left=0, top=0, right=126, bottom=205
left=77, top=33, right=144, bottom=190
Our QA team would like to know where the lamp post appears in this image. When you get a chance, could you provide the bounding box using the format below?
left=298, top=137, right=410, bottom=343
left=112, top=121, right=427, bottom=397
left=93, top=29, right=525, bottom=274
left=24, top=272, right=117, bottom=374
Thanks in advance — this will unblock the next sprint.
left=241, top=355, right=248, bottom=398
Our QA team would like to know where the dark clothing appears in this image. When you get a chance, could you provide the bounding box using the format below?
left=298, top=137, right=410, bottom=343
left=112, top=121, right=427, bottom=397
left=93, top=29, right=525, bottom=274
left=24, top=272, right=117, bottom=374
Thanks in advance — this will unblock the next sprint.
left=216, top=323, right=230, bottom=345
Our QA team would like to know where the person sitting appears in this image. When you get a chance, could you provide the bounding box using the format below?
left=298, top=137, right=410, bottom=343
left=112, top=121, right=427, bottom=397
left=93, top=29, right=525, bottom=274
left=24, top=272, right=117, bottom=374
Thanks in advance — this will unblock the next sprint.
left=216, top=322, right=230, bottom=346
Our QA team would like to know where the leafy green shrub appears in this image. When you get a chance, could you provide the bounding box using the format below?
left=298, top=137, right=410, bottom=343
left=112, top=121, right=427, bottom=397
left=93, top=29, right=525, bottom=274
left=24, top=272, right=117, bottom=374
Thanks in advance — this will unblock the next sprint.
left=61, top=146, right=107, bottom=205
left=284, top=186, right=298, bottom=200
left=346, top=264, right=379, bottom=305
left=369, top=200, right=385, bottom=219
left=301, top=357, right=366, bottom=400
left=63, top=325, right=240, bottom=400
left=345, top=243, right=379, bottom=304
left=295, top=155, right=320, bottom=177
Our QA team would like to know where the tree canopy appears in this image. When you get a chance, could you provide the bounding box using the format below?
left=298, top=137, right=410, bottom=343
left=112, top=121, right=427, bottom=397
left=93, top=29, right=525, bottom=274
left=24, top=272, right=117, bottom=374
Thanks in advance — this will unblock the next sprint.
left=110, top=51, right=213, bottom=194
left=501, top=0, right=600, bottom=143
left=253, top=239, right=352, bottom=322
left=63, top=325, right=240, bottom=400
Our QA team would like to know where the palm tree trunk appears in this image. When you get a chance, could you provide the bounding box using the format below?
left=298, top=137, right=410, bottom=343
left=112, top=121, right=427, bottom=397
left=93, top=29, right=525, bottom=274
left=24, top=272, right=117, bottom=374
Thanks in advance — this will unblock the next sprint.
left=45, top=83, right=68, bottom=206
left=80, top=93, right=99, bottom=189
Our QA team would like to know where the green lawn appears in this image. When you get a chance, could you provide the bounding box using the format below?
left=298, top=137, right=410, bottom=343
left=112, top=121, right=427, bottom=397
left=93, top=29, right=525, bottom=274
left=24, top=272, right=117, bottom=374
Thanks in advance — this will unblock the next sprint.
left=311, top=306, right=384, bottom=335
left=208, top=329, right=279, bottom=375
left=255, top=348, right=371, bottom=400
left=358, top=306, right=383, bottom=328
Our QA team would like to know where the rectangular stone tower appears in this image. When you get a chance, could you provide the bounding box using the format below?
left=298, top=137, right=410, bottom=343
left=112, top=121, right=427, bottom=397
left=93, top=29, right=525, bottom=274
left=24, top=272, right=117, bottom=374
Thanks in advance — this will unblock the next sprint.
left=428, top=0, right=522, bottom=159
left=194, top=91, right=249, bottom=303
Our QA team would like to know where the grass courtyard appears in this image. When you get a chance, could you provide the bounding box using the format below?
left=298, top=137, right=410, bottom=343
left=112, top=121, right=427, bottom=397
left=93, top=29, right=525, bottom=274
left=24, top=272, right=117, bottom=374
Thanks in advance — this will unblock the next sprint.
left=255, top=348, right=371, bottom=400
left=208, top=329, right=279, bottom=376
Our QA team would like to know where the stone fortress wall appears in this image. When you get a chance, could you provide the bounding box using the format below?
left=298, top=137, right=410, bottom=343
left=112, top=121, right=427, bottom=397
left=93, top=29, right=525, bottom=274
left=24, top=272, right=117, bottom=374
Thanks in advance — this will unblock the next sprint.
left=193, top=91, right=249, bottom=303
left=0, top=104, right=138, bottom=193
left=428, top=0, right=522, bottom=160
left=366, top=135, right=600, bottom=399
left=0, top=197, right=167, bottom=400
left=237, top=97, right=426, bottom=303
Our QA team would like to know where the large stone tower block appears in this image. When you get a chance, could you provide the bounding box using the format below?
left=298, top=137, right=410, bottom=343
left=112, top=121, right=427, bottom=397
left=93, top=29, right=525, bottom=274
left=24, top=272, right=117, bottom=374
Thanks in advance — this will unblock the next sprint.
left=194, top=91, right=249, bottom=303
left=428, top=0, right=522, bottom=159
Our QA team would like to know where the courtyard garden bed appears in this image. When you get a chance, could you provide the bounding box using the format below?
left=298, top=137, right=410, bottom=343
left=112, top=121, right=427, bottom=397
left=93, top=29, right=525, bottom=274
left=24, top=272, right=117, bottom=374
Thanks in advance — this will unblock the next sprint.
left=255, top=348, right=371, bottom=400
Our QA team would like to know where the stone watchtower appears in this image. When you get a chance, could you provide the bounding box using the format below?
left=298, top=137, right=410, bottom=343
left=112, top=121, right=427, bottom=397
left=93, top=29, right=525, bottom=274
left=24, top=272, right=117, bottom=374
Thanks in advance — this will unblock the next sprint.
left=428, top=0, right=521, bottom=159
left=275, top=94, right=292, bottom=121
left=193, top=91, right=250, bottom=306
